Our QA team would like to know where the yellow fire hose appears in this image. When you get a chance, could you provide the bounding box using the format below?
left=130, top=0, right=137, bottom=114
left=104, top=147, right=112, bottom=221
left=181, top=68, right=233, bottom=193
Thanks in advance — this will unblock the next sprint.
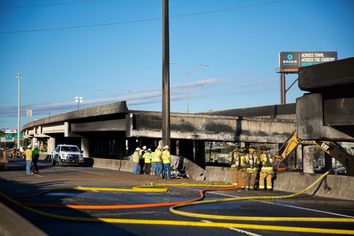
left=170, top=171, right=354, bottom=223
left=0, top=171, right=353, bottom=235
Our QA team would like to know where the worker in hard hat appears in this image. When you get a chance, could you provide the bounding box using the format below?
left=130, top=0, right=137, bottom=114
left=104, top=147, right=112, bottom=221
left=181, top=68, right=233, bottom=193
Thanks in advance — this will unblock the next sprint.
left=32, top=143, right=40, bottom=174
left=162, top=145, right=171, bottom=179
left=139, top=146, right=146, bottom=174
left=152, top=146, right=163, bottom=178
left=132, top=147, right=141, bottom=174
left=143, top=148, right=152, bottom=175
left=230, top=146, right=241, bottom=185
left=245, top=146, right=260, bottom=190
left=259, top=145, right=274, bottom=190
left=24, top=145, right=33, bottom=175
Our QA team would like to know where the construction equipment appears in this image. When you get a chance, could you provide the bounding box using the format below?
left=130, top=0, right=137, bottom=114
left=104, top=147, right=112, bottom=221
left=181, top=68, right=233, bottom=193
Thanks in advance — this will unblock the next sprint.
left=275, top=132, right=354, bottom=176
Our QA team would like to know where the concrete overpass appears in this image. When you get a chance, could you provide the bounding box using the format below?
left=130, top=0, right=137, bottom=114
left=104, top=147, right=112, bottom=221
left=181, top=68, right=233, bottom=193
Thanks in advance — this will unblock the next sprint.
left=22, top=102, right=296, bottom=166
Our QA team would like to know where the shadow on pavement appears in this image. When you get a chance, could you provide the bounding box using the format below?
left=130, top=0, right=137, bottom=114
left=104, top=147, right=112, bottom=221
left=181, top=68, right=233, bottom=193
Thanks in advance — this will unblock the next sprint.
left=0, top=161, right=137, bottom=236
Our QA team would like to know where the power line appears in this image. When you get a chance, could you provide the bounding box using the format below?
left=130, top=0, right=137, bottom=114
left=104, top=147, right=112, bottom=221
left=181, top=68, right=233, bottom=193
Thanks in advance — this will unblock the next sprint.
left=0, top=0, right=286, bottom=34
left=0, top=17, right=162, bottom=33
left=0, top=0, right=95, bottom=10
left=173, top=0, right=285, bottom=18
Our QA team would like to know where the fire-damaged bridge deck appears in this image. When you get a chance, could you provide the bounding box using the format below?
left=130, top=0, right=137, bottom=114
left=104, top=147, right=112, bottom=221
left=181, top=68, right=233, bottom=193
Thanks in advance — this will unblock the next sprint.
left=22, top=101, right=296, bottom=160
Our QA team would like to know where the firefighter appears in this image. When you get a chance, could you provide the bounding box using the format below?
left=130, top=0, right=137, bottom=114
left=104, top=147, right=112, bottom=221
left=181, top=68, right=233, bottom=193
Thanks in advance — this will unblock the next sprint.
left=230, top=146, right=240, bottom=185
left=238, top=147, right=248, bottom=187
left=259, top=146, right=274, bottom=190
left=245, top=146, right=260, bottom=190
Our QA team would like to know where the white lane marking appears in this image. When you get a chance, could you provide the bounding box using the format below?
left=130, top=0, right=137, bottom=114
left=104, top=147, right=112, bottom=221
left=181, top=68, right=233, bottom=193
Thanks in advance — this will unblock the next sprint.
left=181, top=187, right=354, bottom=218
left=201, top=220, right=263, bottom=236
left=258, top=200, right=354, bottom=218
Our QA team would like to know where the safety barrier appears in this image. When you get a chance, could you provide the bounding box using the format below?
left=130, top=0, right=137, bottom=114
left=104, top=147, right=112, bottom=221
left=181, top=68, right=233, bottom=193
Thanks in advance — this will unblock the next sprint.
left=92, top=158, right=132, bottom=172
left=203, top=166, right=231, bottom=182
left=274, top=172, right=354, bottom=201
left=119, top=160, right=133, bottom=172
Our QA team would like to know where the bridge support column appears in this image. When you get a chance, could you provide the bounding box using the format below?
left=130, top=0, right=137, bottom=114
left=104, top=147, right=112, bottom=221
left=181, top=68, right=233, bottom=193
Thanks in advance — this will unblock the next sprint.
left=303, top=146, right=315, bottom=173
left=47, top=137, right=56, bottom=154
left=81, top=138, right=90, bottom=158
left=32, top=137, right=38, bottom=147
left=195, top=141, right=205, bottom=167
left=296, top=144, right=303, bottom=169
left=178, top=140, right=193, bottom=160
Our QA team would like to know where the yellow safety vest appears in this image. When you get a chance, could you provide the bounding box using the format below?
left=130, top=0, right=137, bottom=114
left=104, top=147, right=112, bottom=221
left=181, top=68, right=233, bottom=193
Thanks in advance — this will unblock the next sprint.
left=161, top=150, right=171, bottom=164
left=138, top=149, right=144, bottom=159
left=143, top=152, right=151, bottom=163
left=25, top=149, right=33, bottom=161
left=132, top=151, right=139, bottom=163
left=151, top=150, right=162, bottom=163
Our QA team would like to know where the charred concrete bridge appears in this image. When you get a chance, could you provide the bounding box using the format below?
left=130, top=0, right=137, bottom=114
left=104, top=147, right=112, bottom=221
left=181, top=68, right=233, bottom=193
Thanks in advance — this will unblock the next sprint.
left=22, top=102, right=296, bottom=166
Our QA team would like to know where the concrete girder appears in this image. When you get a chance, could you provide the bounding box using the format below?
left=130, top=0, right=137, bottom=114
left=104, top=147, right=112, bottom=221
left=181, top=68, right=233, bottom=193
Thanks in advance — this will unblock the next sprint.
left=70, top=119, right=126, bottom=132
left=298, top=57, right=354, bottom=92
left=297, top=93, right=354, bottom=141
left=128, top=112, right=295, bottom=143
left=23, top=101, right=128, bottom=130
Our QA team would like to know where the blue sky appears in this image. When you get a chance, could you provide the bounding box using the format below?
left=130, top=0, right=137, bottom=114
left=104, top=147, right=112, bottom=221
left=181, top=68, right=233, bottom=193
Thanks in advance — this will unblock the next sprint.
left=1, top=0, right=353, bottom=129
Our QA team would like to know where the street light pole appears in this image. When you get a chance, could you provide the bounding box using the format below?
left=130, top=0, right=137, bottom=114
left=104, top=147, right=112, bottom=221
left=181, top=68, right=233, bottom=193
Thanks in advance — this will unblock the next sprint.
left=75, top=96, right=83, bottom=110
left=162, top=0, right=170, bottom=147
left=16, top=70, right=21, bottom=149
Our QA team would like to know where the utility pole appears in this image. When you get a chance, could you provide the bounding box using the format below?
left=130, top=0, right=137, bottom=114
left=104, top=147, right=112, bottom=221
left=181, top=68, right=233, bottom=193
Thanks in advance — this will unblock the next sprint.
left=16, top=70, right=21, bottom=148
left=162, top=0, right=170, bottom=147
left=280, top=72, right=286, bottom=104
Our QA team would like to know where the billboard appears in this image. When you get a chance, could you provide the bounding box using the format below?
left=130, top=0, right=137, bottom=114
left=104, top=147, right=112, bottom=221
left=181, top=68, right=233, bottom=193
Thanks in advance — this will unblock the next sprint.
left=279, top=52, right=337, bottom=72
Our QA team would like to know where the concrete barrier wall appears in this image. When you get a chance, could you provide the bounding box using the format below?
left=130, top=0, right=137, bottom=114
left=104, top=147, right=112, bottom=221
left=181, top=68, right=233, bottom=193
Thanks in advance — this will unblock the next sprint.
left=183, top=157, right=205, bottom=180
left=204, top=166, right=232, bottom=183
left=120, top=160, right=133, bottom=172
left=93, top=158, right=133, bottom=172
left=93, top=158, right=121, bottom=170
left=274, top=172, right=354, bottom=201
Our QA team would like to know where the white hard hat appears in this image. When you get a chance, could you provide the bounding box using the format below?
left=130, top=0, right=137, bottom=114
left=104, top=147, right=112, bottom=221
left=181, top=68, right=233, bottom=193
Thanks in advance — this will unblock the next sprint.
left=147, top=148, right=151, bottom=152
left=27, top=145, right=32, bottom=149
left=163, top=145, right=169, bottom=150
left=157, top=145, right=162, bottom=150
left=142, top=146, right=147, bottom=150
left=135, top=147, right=141, bottom=151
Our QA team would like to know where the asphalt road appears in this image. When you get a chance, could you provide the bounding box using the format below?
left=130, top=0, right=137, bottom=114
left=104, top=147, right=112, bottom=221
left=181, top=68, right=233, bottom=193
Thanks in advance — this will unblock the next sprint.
left=1, top=158, right=353, bottom=236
